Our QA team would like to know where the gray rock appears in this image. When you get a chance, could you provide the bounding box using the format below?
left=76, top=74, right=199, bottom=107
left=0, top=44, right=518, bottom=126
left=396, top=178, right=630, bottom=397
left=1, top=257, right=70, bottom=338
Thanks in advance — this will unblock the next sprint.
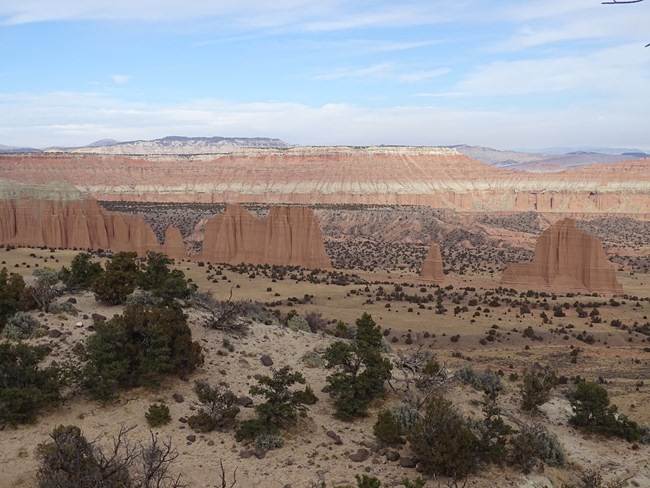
left=386, top=450, right=401, bottom=462
left=349, top=449, right=370, bottom=462
left=326, top=430, right=343, bottom=445
left=237, top=396, right=254, bottom=408
left=399, top=457, right=417, bottom=468
left=260, top=355, right=274, bottom=366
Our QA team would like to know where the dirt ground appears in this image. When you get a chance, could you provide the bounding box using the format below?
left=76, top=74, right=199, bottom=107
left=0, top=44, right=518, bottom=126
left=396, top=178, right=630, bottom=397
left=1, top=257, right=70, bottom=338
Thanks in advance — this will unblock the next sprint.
left=1, top=246, right=649, bottom=488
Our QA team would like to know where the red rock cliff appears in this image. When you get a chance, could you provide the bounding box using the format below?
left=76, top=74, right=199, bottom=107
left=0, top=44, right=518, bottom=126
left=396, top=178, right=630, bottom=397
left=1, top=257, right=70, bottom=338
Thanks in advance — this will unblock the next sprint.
left=501, top=218, right=622, bottom=293
left=200, top=204, right=331, bottom=268
left=419, top=243, right=445, bottom=284
left=0, top=195, right=165, bottom=257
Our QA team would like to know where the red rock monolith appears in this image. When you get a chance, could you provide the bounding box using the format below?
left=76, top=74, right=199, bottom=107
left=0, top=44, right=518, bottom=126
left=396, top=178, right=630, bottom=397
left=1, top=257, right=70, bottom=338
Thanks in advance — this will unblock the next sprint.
left=161, top=225, right=187, bottom=261
left=501, top=218, right=622, bottom=293
left=200, top=204, right=331, bottom=269
left=419, top=243, right=445, bottom=284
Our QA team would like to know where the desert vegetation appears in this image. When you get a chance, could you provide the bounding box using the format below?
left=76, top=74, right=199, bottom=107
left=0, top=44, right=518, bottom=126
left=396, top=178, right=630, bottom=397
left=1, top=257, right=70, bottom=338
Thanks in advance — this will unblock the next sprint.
left=0, top=241, right=649, bottom=487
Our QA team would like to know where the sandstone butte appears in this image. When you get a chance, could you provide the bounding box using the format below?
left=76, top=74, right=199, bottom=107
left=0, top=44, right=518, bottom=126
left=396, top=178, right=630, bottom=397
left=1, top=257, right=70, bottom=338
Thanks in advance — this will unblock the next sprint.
left=501, top=218, right=623, bottom=294
left=200, top=204, right=331, bottom=269
left=0, top=147, right=648, bottom=214
left=419, top=243, right=445, bottom=284
left=0, top=180, right=332, bottom=269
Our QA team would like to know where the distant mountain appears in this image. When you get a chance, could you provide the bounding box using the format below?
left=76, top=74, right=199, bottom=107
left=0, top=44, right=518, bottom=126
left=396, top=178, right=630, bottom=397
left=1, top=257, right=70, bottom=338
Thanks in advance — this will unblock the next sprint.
left=85, top=139, right=120, bottom=147
left=43, top=136, right=292, bottom=155
left=454, top=145, right=649, bottom=173
left=0, top=144, right=41, bottom=153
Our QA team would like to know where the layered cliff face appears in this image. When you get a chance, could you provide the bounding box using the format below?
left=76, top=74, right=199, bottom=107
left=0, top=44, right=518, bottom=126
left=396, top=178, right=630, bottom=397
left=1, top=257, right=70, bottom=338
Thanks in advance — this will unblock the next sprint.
left=419, top=243, right=445, bottom=284
left=1, top=148, right=647, bottom=214
left=0, top=192, right=165, bottom=258
left=501, top=218, right=622, bottom=293
left=201, top=204, right=331, bottom=269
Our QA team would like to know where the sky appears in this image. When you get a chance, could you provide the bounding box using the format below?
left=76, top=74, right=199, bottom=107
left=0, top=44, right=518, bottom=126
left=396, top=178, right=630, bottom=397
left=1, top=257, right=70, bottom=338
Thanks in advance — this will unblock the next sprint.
left=0, top=0, right=649, bottom=150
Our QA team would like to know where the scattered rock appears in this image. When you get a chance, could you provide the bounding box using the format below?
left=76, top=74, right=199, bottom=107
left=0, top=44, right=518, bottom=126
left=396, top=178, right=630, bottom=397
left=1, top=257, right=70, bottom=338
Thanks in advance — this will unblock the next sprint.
left=260, top=355, right=274, bottom=366
left=237, top=396, right=253, bottom=408
left=399, top=457, right=417, bottom=468
left=172, top=393, right=184, bottom=403
left=186, top=435, right=196, bottom=443
left=349, top=449, right=370, bottom=463
left=326, top=430, right=343, bottom=445
left=48, top=329, right=62, bottom=338
left=386, top=451, right=400, bottom=462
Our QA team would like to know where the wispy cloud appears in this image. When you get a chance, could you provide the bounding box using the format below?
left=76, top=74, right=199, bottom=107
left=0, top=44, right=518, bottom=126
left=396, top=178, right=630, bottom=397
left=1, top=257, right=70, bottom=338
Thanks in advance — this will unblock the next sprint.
left=314, top=62, right=450, bottom=83
left=111, top=74, right=130, bottom=85
left=2, top=90, right=649, bottom=151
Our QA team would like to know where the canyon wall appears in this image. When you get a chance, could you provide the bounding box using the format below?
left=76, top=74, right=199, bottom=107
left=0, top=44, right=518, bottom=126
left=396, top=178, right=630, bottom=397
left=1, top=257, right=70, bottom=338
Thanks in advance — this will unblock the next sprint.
left=201, top=204, right=331, bottom=269
left=501, top=218, right=623, bottom=294
left=1, top=148, right=647, bottom=214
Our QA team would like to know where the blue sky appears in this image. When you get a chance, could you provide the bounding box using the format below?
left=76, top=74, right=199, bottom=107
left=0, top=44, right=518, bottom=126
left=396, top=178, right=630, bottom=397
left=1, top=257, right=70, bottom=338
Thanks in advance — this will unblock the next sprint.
left=1, top=0, right=649, bottom=150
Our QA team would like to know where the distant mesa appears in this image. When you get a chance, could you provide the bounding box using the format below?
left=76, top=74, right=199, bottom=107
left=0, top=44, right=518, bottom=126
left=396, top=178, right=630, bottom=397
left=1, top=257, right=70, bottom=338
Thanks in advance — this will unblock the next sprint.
left=419, top=243, right=445, bottom=284
left=1, top=146, right=647, bottom=213
left=501, top=218, right=622, bottom=294
left=200, top=204, right=331, bottom=269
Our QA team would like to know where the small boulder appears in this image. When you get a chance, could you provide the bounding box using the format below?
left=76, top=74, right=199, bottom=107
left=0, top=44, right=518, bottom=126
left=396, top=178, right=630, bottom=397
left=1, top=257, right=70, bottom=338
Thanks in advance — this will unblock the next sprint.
left=260, top=355, right=274, bottom=366
left=349, top=449, right=370, bottom=463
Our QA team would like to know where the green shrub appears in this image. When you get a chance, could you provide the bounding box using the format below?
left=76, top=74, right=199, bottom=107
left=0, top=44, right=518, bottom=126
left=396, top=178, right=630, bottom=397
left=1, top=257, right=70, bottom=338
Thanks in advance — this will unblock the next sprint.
left=0, top=343, right=62, bottom=424
left=302, top=350, right=326, bottom=368
left=390, top=404, right=421, bottom=432
left=254, top=433, right=284, bottom=452
left=235, top=418, right=276, bottom=442
left=49, top=301, right=79, bottom=316
left=286, top=314, right=310, bottom=332
left=408, top=396, right=478, bottom=478
left=521, top=367, right=557, bottom=412
left=139, top=251, right=192, bottom=301
left=373, top=409, right=405, bottom=446
left=3, top=311, right=40, bottom=340
left=475, top=394, right=512, bottom=464
left=570, top=381, right=643, bottom=441
left=125, top=289, right=161, bottom=307
left=81, top=303, right=203, bottom=402
left=457, top=365, right=503, bottom=394
left=145, top=403, right=172, bottom=427
left=510, top=424, right=565, bottom=473
left=59, top=253, right=103, bottom=292
left=0, top=267, right=30, bottom=331
left=354, top=475, right=381, bottom=488
left=92, top=252, right=140, bottom=305
left=324, top=313, right=392, bottom=420
left=187, top=380, right=239, bottom=432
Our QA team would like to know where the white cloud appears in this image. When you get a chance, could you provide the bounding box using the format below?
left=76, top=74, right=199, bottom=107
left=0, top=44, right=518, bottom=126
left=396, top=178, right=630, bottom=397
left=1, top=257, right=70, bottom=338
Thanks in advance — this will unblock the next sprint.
left=457, top=44, right=649, bottom=96
left=1, top=90, right=649, bottom=151
left=314, top=62, right=450, bottom=83
left=111, top=74, right=130, bottom=85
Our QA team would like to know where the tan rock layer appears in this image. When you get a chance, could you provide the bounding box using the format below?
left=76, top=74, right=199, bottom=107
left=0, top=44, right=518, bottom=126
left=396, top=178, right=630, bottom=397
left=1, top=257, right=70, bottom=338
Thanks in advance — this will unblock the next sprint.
left=419, top=243, right=445, bottom=284
left=201, top=204, right=331, bottom=269
left=0, top=150, right=647, bottom=213
left=501, top=218, right=622, bottom=294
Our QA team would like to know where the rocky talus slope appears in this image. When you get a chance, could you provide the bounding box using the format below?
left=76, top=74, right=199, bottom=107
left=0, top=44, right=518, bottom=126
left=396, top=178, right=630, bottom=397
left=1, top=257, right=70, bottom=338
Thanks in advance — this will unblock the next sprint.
left=1, top=147, right=647, bottom=213
left=501, top=218, right=623, bottom=293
